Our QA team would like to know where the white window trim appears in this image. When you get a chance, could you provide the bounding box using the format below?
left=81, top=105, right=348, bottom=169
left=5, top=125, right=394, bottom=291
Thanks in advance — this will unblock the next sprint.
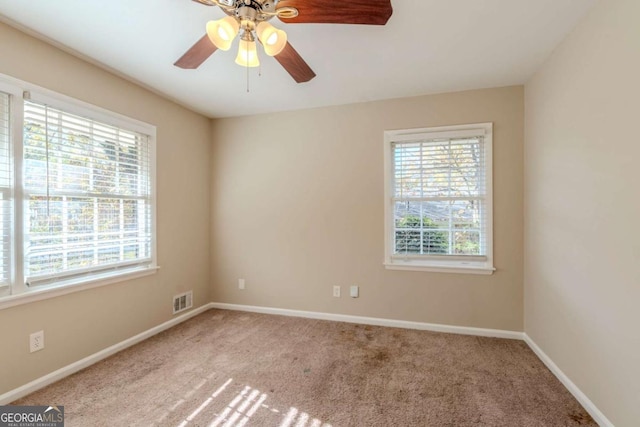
left=0, top=72, right=158, bottom=309
left=383, top=123, right=495, bottom=275
left=0, top=266, right=159, bottom=310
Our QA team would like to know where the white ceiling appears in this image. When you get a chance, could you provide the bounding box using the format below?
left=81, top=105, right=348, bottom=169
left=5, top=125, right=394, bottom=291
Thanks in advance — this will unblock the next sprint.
left=0, top=0, right=596, bottom=118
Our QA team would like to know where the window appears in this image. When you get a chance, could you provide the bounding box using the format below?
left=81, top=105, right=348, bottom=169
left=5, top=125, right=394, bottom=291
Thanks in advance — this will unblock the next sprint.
left=0, top=75, right=156, bottom=306
left=384, top=123, right=494, bottom=274
left=22, top=101, right=153, bottom=287
left=0, top=92, right=11, bottom=297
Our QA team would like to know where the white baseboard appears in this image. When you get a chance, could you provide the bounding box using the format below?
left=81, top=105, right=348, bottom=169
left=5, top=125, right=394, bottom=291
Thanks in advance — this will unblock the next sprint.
left=0, top=304, right=211, bottom=405
left=209, top=302, right=525, bottom=340
left=523, top=334, right=613, bottom=427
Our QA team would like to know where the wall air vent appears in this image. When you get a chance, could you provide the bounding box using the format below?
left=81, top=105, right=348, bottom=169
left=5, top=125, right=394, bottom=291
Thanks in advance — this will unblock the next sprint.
left=173, top=291, right=193, bottom=314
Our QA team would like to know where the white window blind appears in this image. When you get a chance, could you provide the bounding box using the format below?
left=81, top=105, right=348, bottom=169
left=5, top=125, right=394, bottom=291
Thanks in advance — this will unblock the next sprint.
left=0, top=92, right=11, bottom=293
left=23, top=100, right=152, bottom=287
left=384, top=123, right=493, bottom=274
left=393, top=136, right=487, bottom=258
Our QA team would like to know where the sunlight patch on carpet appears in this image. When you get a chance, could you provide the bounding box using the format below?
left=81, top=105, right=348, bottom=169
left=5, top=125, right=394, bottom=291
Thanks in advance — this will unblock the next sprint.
left=280, top=406, right=331, bottom=427
left=177, top=377, right=233, bottom=427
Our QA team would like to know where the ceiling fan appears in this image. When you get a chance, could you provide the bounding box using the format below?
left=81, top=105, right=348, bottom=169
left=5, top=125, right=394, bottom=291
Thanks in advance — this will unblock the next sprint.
left=174, top=0, right=393, bottom=83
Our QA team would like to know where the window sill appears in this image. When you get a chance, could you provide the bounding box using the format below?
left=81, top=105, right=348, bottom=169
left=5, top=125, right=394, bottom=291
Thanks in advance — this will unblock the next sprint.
left=0, top=266, right=160, bottom=311
left=384, top=262, right=495, bottom=275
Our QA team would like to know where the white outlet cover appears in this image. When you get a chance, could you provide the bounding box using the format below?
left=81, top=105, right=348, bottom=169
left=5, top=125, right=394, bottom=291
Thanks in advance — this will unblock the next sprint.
left=30, top=330, right=44, bottom=353
left=333, top=286, right=341, bottom=297
left=239, top=279, right=245, bottom=290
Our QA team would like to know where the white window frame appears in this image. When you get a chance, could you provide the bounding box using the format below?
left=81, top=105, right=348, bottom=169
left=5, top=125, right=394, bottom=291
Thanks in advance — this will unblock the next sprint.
left=0, top=83, right=16, bottom=299
left=383, top=123, right=495, bottom=275
left=0, top=73, right=158, bottom=310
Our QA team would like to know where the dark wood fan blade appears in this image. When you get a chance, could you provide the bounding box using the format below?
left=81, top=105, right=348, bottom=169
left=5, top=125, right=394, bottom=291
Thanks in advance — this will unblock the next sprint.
left=174, top=34, right=218, bottom=69
left=277, top=0, right=392, bottom=25
left=274, top=42, right=316, bottom=83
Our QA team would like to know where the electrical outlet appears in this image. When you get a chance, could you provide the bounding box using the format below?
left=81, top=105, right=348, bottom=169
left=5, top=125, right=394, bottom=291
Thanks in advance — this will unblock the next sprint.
left=333, top=285, right=341, bottom=297
left=30, top=330, right=44, bottom=353
left=239, top=279, right=245, bottom=290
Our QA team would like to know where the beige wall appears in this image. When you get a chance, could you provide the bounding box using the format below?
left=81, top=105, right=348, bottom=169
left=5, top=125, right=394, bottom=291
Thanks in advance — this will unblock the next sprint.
left=524, top=0, right=640, bottom=425
left=0, top=22, right=211, bottom=394
left=211, top=86, right=524, bottom=331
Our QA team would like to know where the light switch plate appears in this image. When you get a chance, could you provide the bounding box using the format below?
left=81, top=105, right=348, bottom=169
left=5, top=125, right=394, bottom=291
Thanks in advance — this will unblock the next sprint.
left=350, top=286, right=359, bottom=298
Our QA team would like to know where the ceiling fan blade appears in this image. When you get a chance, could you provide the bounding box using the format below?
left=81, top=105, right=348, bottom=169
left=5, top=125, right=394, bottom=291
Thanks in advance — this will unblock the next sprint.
left=277, top=0, right=392, bottom=25
left=274, top=42, right=316, bottom=83
left=192, top=0, right=216, bottom=6
left=174, top=34, right=218, bottom=69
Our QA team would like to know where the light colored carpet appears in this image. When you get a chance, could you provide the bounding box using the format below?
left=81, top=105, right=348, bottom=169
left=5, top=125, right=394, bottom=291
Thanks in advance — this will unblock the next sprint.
left=14, top=309, right=595, bottom=426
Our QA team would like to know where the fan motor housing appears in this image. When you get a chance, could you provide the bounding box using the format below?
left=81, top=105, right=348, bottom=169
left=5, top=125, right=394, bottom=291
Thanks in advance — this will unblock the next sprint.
left=223, top=0, right=278, bottom=23
left=237, top=6, right=258, bottom=21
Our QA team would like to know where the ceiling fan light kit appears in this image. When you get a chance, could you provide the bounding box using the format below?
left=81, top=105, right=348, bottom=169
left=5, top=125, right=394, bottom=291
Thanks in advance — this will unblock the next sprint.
left=175, top=0, right=393, bottom=83
left=256, top=21, right=287, bottom=57
left=235, top=38, right=260, bottom=67
left=206, top=16, right=239, bottom=51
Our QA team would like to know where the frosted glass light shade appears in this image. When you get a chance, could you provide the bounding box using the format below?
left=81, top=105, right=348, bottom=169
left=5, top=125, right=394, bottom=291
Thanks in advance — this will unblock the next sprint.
left=206, top=16, right=240, bottom=51
left=256, top=22, right=287, bottom=56
left=235, top=39, right=260, bottom=67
